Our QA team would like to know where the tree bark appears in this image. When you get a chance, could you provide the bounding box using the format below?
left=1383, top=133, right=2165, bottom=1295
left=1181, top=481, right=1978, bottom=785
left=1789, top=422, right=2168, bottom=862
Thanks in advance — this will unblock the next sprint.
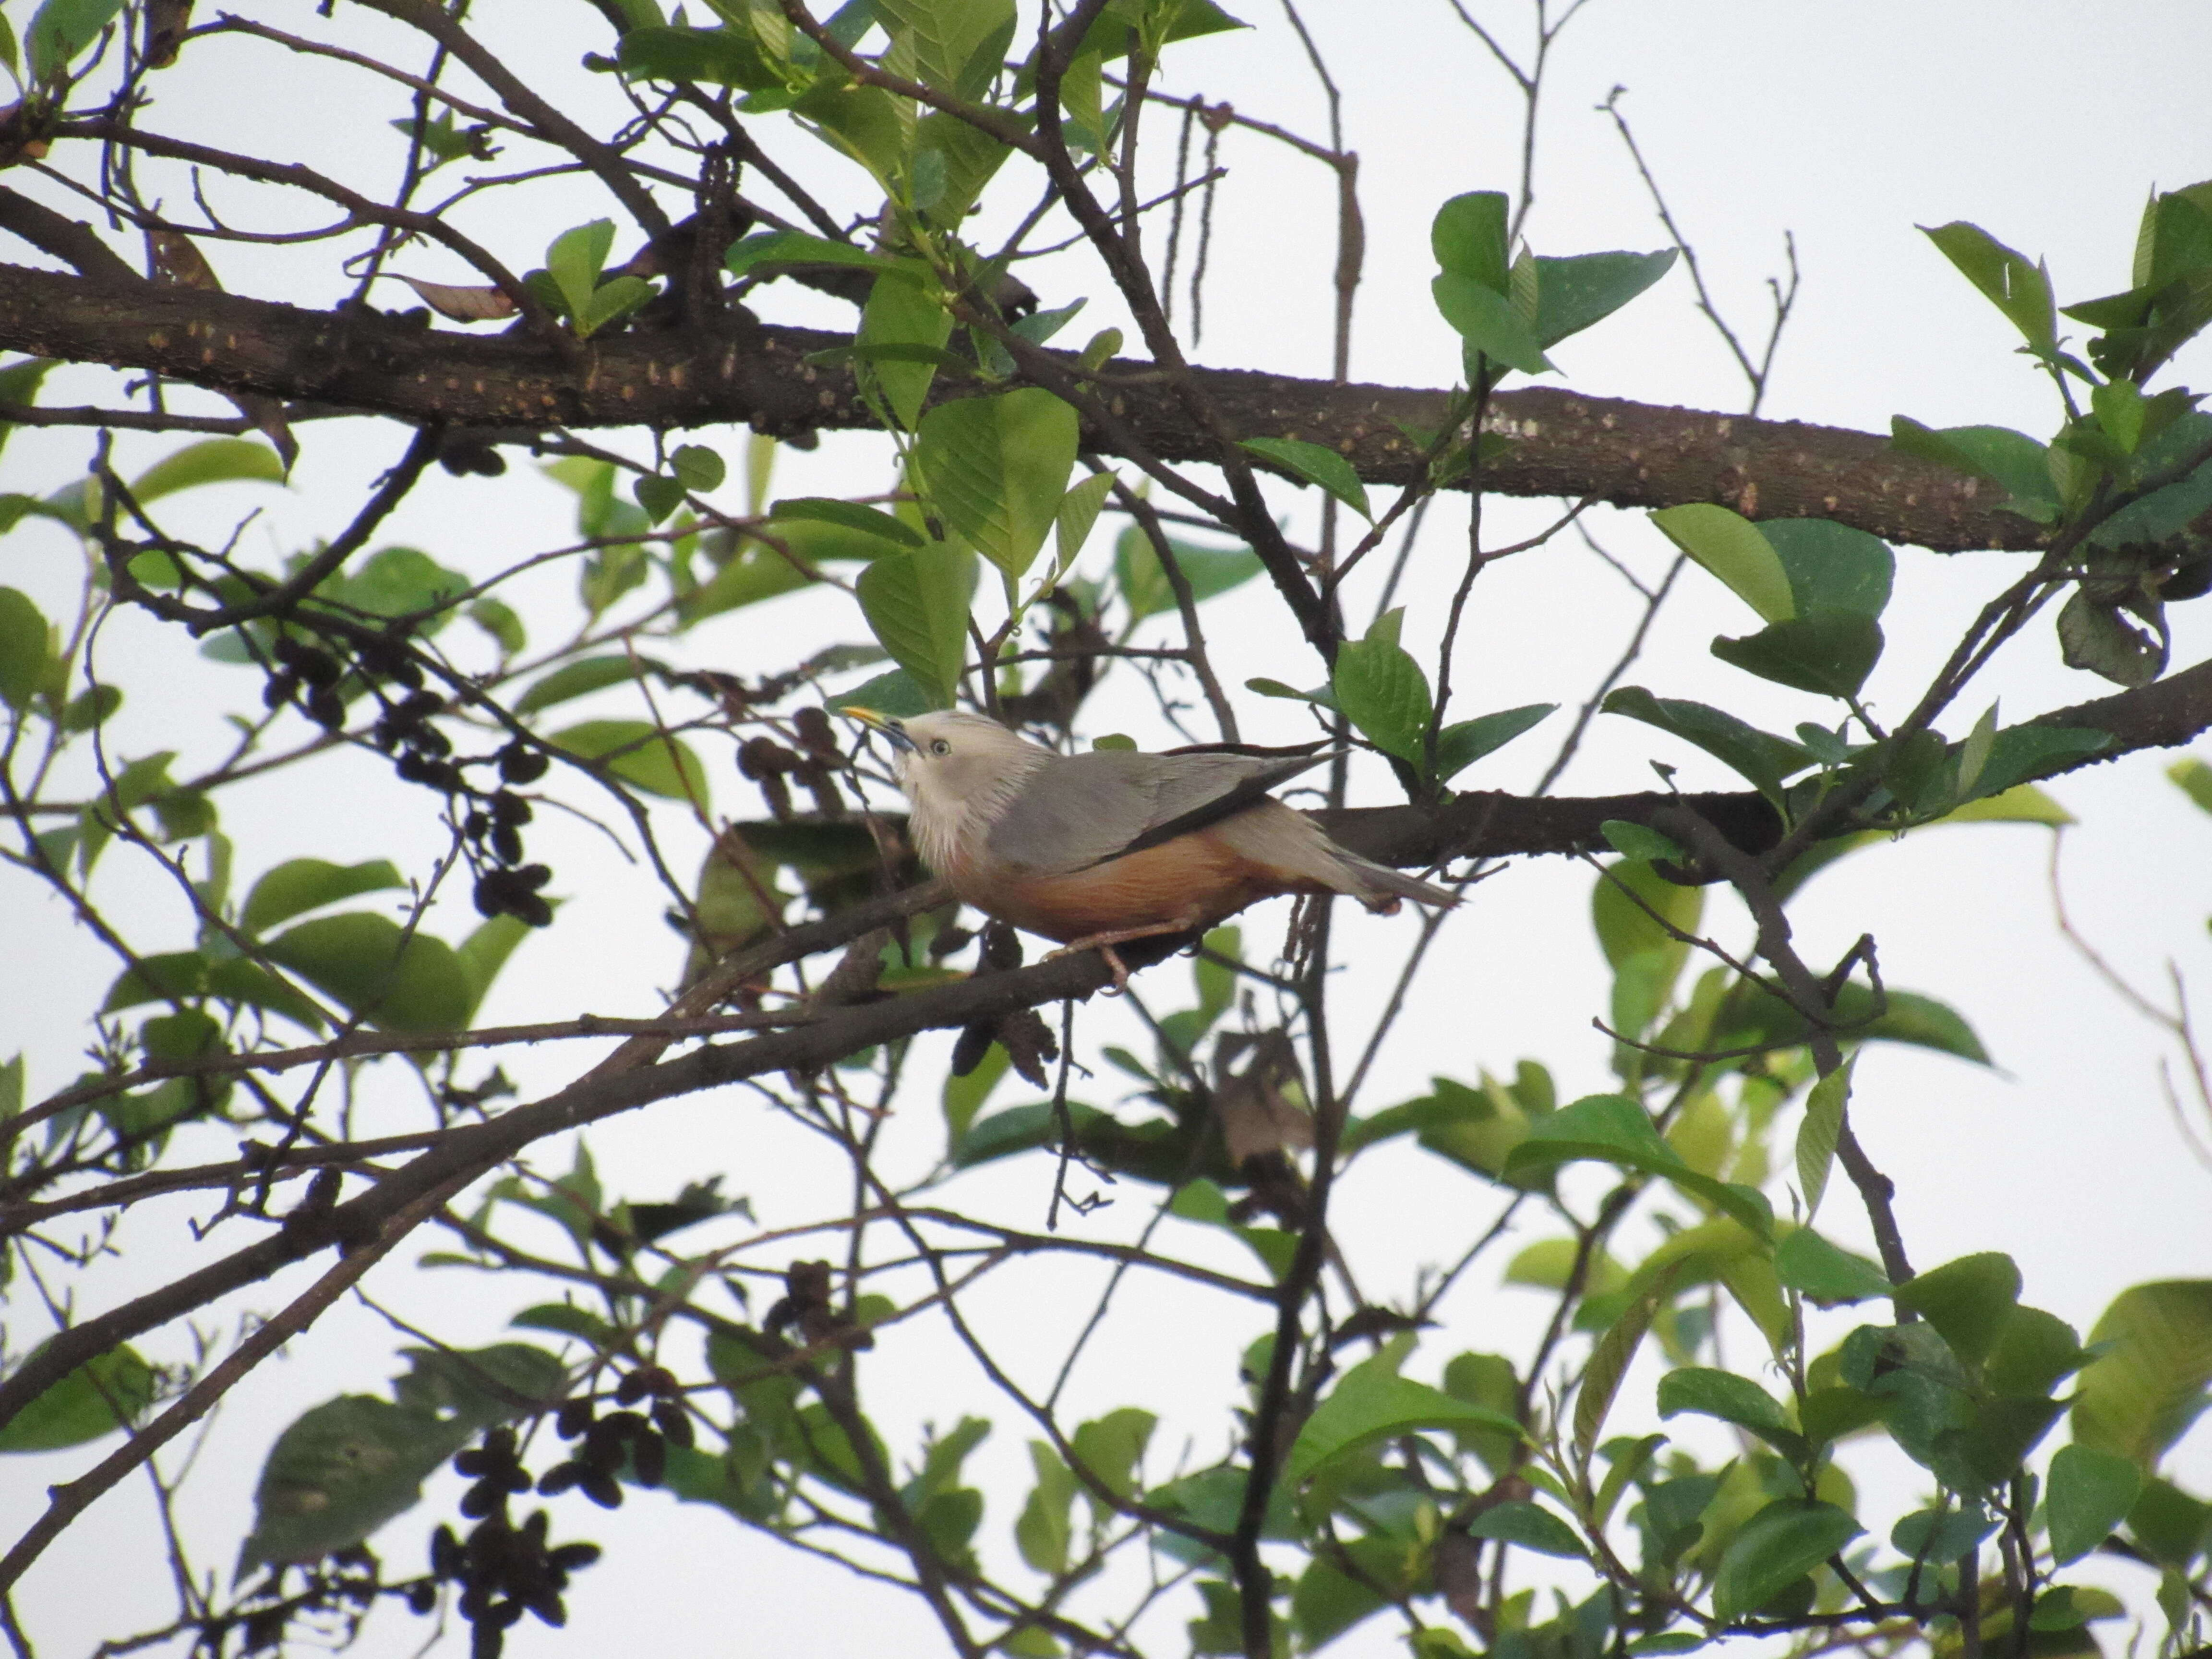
left=0, top=262, right=2041, bottom=553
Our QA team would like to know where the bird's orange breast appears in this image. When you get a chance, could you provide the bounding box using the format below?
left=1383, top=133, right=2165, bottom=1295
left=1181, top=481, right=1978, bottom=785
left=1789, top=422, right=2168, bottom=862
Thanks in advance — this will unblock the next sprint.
left=943, top=821, right=1314, bottom=943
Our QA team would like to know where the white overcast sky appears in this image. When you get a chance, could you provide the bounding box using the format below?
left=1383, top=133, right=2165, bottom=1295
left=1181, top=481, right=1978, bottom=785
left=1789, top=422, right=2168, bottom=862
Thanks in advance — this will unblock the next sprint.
left=4, top=3, right=2212, bottom=1656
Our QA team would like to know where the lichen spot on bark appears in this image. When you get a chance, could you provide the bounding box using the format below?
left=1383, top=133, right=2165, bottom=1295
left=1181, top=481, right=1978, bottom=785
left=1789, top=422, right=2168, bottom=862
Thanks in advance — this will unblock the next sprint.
left=148, top=331, right=169, bottom=349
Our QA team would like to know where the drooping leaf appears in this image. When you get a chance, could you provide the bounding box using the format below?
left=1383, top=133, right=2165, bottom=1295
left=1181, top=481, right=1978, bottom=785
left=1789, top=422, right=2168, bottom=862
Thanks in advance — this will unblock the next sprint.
left=515, top=655, right=645, bottom=715
left=855, top=542, right=973, bottom=707
left=2071, top=1280, right=2212, bottom=1467
left=130, top=439, right=287, bottom=503
left=544, top=218, right=617, bottom=322
left=26, top=0, right=121, bottom=82
left=549, top=719, right=711, bottom=805
left=1774, top=1226, right=1890, bottom=1307
left=0, top=1343, right=157, bottom=1452
left=0, top=587, right=52, bottom=709
left=1794, top=1059, right=1852, bottom=1219
left=1656, top=1367, right=1796, bottom=1440
left=1758, top=520, right=1895, bottom=619
left=262, top=913, right=473, bottom=1034
left=1888, top=419, right=2061, bottom=524
left=1601, top=687, right=1816, bottom=800
left=915, top=388, right=1080, bottom=577
left=1650, top=503, right=1794, bottom=623
left=1464, top=1500, right=1586, bottom=1559
left=859, top=267, right=953, bottom=430
left=241, top=857, right=406, bottom=934
left=617, top=23, right=782, bottom=87
left=1711, top=612, right=1884, bottom=700
left=770, top=496, right=925, bottom=549
left=1895, top=1252, right=2022, bottom=1372
left=1710, top=1499, right=1862, bottom=1620
left=1113, top=525, right=1261, bottom=622
left=1285, top=1340, right=1521, bottom=1484
left=1503, top=1094, right=1771, bottom=1237
left=1432, top=272, right=1552, bottom=375
left=1238, top=436, right=1371, bottom=520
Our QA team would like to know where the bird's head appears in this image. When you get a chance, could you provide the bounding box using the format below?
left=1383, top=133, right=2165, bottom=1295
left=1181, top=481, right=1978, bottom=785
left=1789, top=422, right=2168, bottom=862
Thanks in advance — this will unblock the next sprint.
left=840, top=708, right=1047, bottom=825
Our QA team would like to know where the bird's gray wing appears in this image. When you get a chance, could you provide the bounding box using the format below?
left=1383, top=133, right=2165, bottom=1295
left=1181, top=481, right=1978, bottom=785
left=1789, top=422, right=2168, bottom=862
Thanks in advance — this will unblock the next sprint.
left=986, top=750, right=1330, bottom=875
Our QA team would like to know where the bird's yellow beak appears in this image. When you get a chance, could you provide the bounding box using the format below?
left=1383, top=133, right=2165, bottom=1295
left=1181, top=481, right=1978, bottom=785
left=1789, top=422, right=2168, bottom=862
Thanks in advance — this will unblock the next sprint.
left=839, top=705, right=915, bottom=752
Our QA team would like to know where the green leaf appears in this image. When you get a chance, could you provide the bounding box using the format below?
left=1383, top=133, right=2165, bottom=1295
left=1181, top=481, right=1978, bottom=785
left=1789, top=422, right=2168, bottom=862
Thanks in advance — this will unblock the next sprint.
left=770, top=496, right=925, bottom=548
left=0, top=586, right=52, bottom=709
left=1722, top=979, right=1990, bottom=1065
left=1895, top=1252, right=2022, bottom=1372
left=1888, top=419, right=2060, bottom=524
left=1532, top=250, right=1677, bottom=348
left=1923, top=221, right=2056, bottom=349
left=128, top=438, right=287, bottom=505
left=1650, top=503, right=1794, bottom=623
left=1113, top=526, right=1262, bottom=622
left=1055, top=471, right=1115, bottom=570
left=204, top=958, right=327, bottom=1032
left=1504, top=1093, right=1772, bottom=1237
left=1710, top=1499, right=1861, bottom=1621
left=915, top=388, right=1080, bottom=578
left=546, top=219, right=616, bottom=321
left=1575, top=1279, right=1668, bottom=1463
left=1070, top=1406, right=1154, bottom=1515
left=2057, top=589, right=2163, bottom=689
left=1600, top=687, right=1815, bottom=800
left=1758, top=520, right=1895, bottom=619
left=26, top=0, right=120, bottom=81
left=942, top=1039, right=1009, bottom=1144
left=873, top=0, right=1014, bottom=96
left=469, top=598, right=526, bottom=656
left=670, top=444, right=724, bottom=493
left=826, top=667, right=941, bottom=720
left=1434, top=703, right=1554, bottom=783
left=1014, top=1441, right=1078, bottom=1574
left=856, top=542, right=973, bottom=707
left=1711, top=612, right=1884, bottom=701
left=2053, top=1451, right=2141, bottom=1566
left=1774, top=1227, right=1890, bottom=1307
left=2072, top=1280, right=2212, bottom=1467
left=860, top=268, right=953, bottom=430
left=1237, top=437, right=1371, bottom=520
left=0, top=1343, right=157, bottom=1452
left=1431, top=192, right=1509, bottom=293
left=1599, top=820, right=1685, bottom=866
left=0, top=12, right=18, bottom=79
left=1432, top=272, right=1552, bottom=375
left=617, top=23, right=782, bottom=87
left=1465, top=1500, right=1586, bottom=1559
left=725, top=229, right=897, bottom=278
left=516, top=654, right=644, bottom=715
left=237, top=1345, right=563, bottom=1572
left=103, top=950, right=208, bottom=1011
left=1284, top=1340, right=1521, bottom=1485
left=1794, top=1059, right=1851, bottom=1219
left=457, top=914, right=536, bottom=1018
left=241, top=858, right=406, bottom=934
left=550, top=718, right=711, bottom=805
left=262, top=913, right=473, bottom=1034
left=317, top=546, right=469, bottom=629
left=578, top=273, right=655, bottom=337
left=2171, top=758, right=2212, bottom=817
left=1332, top=612, right=1432, bottom=765
left=1657, top=1367, right=1794, bottom=1438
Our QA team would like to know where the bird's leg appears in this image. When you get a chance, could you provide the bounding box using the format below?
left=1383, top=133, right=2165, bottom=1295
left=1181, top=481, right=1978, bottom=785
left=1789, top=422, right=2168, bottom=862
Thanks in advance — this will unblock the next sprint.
left=1047, top=921, right=1200, bottom=994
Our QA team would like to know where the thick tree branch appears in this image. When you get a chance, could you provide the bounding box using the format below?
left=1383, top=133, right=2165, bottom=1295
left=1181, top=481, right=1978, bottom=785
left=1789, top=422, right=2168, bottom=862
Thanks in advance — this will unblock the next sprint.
left=0, top=264, right=2045, bottom=553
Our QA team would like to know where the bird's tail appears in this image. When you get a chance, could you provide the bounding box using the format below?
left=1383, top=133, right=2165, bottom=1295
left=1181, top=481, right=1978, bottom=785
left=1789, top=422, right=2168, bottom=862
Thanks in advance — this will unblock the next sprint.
left=1328, top=849, right=1460, bottom=914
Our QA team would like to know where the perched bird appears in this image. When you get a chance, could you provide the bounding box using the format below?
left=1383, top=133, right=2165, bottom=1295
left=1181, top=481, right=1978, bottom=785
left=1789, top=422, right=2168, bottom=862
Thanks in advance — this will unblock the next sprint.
left=843, top=708, right=1458, bottom=986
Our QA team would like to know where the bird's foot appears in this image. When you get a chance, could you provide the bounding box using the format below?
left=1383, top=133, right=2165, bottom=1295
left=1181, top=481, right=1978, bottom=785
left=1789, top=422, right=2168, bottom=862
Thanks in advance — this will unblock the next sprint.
left=1047, top=923, right=1194, bottom=994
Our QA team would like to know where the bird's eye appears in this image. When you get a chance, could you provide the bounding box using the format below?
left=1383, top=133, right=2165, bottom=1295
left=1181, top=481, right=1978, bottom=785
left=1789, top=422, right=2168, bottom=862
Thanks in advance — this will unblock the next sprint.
left=929, top=738, right=952, bottom=757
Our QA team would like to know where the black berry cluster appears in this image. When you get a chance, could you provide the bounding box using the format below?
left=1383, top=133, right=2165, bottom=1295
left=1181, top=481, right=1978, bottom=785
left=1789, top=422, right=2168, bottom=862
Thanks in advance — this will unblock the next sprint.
left=537, top=1368, right=690, bottom=1503
left=419, top=1428, right=601, bottom=1659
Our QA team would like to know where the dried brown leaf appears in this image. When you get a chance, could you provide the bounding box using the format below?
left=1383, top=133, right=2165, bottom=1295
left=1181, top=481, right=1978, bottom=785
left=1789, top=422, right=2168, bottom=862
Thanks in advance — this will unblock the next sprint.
left=396, top=276, right=519, bottom=324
